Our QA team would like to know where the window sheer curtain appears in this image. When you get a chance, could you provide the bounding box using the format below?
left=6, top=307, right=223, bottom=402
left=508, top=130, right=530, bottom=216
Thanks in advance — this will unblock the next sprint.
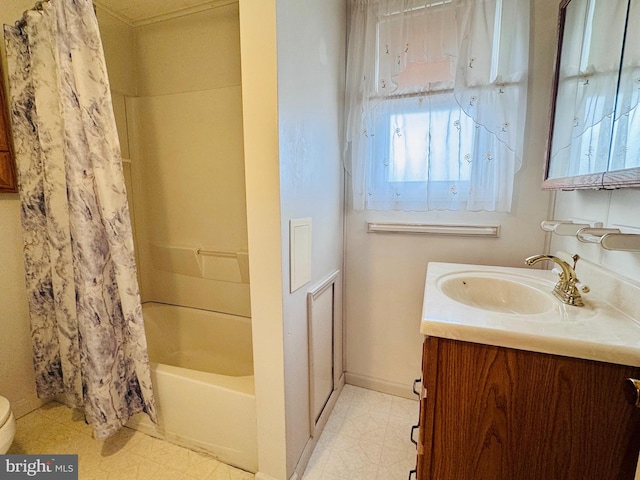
left=345, top=0, right=530, bottom=212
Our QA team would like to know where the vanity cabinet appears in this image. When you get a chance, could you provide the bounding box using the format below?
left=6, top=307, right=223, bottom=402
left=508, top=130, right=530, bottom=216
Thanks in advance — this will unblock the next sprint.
left=416, top=336, right=640, bottom=480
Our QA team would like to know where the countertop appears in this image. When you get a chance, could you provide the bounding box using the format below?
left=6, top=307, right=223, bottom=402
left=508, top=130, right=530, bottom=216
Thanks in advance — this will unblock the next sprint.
left=421, top=261, right=640, bottom=367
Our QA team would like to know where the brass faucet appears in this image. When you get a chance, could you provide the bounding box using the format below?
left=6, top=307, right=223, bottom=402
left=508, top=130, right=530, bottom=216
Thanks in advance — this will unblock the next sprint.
left=525, top=254, right=587, bottom=307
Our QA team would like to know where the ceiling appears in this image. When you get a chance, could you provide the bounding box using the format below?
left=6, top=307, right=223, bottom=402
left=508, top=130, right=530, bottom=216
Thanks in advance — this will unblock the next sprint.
left=94, top=0, right=236, bottom=25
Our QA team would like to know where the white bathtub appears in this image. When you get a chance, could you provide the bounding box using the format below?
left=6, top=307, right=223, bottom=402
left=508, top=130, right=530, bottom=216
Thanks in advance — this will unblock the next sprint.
left=127, top=302, right=257, bottom=472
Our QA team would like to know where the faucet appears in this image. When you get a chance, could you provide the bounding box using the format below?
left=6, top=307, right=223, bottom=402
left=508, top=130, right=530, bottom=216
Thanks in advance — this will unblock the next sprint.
left=525, top=254, right=587, bottom=307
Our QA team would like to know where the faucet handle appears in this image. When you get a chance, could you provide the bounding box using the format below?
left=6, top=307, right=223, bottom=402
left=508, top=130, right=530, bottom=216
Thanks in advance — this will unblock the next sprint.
left=576, top=282, right=590, bottom=294
left=552, top=267, right=589, bottom=293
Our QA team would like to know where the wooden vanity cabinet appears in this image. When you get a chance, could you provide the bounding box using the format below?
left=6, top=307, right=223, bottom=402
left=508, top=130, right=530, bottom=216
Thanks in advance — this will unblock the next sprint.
left=417, top=336, right=640, bottom=480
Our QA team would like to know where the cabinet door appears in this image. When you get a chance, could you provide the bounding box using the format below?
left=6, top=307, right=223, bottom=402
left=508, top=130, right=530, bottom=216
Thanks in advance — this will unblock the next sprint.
left=421, top=337, right=640, bottom=480
left=417, top=338, right=437, bottom=478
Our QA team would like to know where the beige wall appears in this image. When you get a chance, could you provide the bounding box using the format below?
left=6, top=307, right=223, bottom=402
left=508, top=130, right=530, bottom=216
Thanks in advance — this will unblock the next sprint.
left=239, top=3, right=347, bottom=478
left=344, top=0, right=558, bottom=397
left=238, top=1, right=287, bottom=478
left=276, top=0, right=346, bottom=476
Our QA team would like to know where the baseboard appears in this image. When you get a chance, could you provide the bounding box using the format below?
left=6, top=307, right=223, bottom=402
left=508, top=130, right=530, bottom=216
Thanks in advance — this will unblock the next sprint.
left=254, top=471, right=300, bottom=480
left=345, top=372, right=416, bottom=400
left=12, top=396, right=48, bottom=419
left=291, top=376, right=346, bottom=480
left=255, top=473, right=280, bottom=480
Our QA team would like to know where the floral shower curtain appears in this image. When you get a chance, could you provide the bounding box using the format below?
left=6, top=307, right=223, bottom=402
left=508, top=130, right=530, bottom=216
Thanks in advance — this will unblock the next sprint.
left=4, top=0, right=156, bottom=439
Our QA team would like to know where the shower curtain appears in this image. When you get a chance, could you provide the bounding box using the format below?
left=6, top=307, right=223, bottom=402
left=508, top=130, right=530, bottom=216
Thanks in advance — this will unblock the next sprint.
left=4, top=0, right=156, bottom=439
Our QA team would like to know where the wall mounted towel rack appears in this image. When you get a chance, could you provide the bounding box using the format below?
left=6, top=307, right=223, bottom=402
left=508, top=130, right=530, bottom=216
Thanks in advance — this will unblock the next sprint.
left=576, top=228, right=640, bottom=252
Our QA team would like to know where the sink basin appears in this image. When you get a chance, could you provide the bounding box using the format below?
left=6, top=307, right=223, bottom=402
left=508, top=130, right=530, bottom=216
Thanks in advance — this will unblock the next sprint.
left=422, top=260, right=640, bottom=368
left=437, top=272, right=557, bottom=315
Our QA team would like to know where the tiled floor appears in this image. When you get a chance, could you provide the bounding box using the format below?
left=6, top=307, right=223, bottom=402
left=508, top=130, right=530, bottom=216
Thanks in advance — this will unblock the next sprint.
left=302, top=385, right=419, bottom=480
left=7, top=385, right=418, bottom=480
left=8, top=402, right=253, bottom=479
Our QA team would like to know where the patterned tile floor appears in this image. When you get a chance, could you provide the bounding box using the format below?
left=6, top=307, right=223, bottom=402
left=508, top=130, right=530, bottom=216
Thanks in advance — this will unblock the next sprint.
left=302, top=385, right=419, bottom=480
left=8, top=402, right=253, bottom=480
left=7, top=385, right=418, bottom=480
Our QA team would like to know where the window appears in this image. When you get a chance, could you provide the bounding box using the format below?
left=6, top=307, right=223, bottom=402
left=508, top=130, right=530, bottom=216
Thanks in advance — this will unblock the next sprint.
left=345, top=0, right=530, bottom=212
left=368, top=93, right=475, bottom=209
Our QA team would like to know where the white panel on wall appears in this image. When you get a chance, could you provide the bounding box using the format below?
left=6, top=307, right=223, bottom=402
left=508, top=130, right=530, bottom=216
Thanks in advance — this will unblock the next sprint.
left=290, top=218, right=312, bottom=292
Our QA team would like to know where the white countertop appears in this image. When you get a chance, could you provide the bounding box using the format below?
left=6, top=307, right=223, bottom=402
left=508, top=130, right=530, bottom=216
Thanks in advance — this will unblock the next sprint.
left=421, top=262, right=640, bottom=367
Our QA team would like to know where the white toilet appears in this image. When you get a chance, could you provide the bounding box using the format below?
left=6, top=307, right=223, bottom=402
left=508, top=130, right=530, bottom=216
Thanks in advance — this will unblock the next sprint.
left=0, top=396, right=16, bottom=454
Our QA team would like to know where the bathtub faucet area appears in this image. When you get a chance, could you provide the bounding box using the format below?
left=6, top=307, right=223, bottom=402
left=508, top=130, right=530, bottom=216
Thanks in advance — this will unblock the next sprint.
left=525, top=254, right=588, bottom=306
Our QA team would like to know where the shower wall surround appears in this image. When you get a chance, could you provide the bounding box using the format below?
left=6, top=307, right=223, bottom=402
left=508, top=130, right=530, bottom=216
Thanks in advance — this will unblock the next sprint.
left=99, top=3, right=249, bottom=317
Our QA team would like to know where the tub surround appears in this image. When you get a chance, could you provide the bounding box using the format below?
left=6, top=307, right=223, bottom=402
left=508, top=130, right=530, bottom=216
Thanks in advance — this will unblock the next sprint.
left=421, top=257, right=640, bottom=366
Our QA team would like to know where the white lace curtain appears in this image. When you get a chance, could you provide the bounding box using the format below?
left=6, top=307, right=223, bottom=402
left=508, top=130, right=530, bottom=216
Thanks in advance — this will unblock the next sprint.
left=345, top=0, right=530, bottom=211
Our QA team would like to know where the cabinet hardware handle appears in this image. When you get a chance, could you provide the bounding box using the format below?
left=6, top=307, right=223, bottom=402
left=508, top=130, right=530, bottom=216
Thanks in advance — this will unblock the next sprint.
left=624, top=378, right=640, bottom=407
left=413, top=378, right=421, bottom=397
left=408, top=468, right=417, bottom=480
left=411, top=424, right=419, bottom=446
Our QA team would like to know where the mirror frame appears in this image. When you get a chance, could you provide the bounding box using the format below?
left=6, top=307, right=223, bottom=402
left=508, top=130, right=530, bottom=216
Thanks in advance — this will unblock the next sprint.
left=542, top=0, right=640, bottom=191
left=0, top=61, right=17, bottom=193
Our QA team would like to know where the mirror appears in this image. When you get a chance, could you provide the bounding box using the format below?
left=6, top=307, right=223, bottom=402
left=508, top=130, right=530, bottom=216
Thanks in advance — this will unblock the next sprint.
left=543, top=0, right=640, bottom=190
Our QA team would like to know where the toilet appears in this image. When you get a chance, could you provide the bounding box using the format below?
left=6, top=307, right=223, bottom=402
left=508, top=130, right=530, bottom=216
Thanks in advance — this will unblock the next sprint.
left=0, top=396, right=16, bottom=454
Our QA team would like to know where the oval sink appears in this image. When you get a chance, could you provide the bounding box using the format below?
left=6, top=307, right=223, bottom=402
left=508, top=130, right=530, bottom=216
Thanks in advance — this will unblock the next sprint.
left=437, top=273, right=556, bottom=315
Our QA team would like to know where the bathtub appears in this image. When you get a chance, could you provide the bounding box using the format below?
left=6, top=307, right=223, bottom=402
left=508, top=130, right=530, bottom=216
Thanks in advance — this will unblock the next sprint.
left=127, top=302, right=257, bottom=473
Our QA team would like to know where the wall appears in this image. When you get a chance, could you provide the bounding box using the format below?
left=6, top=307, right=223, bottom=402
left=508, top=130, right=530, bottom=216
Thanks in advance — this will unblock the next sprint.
left=238, top=1, right=287, bottom=479
left=128, top=4, right=250, bottom=317
left=344, top=0, right=558, bottom=397
left=239, top=0, right=346, bottom=478
left=550, top=189, right=640, bottom=282
left=276, top=0, right=346, bottom=477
